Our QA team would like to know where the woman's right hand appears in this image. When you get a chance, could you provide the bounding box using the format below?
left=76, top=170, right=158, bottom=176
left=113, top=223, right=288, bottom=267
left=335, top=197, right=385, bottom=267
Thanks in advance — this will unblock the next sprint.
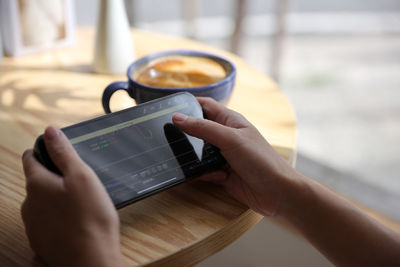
left=172, top=97, right=298, bottom=217
left=174, top=97, right=400, bottom=267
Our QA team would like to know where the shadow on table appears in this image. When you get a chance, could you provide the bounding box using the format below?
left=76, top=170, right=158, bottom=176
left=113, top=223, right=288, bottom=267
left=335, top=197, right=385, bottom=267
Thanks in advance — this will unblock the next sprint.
left=0, top=79, right=98, bottom=110
left=0, top=78, right=102, bottom=150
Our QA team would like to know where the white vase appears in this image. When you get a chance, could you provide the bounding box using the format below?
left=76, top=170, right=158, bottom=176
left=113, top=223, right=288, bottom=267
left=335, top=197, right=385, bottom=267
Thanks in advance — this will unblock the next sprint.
left=93, top=0, right=134, bottom=74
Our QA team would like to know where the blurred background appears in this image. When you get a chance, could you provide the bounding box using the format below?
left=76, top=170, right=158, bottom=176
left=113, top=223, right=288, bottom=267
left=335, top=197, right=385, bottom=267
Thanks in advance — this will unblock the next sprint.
left=80, top=0, right=400, bottom=266
left=5, top=0, right=400, bottom=266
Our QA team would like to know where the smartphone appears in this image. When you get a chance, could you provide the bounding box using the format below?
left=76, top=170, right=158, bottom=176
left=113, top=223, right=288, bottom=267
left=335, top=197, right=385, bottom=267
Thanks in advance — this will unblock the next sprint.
left=34, top=92, right=226, bottom=209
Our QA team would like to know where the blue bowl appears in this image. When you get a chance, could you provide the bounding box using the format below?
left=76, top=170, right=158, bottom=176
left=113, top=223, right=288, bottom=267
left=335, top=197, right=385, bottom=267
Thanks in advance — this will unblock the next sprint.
left=127, top=50, right=236, bottom=103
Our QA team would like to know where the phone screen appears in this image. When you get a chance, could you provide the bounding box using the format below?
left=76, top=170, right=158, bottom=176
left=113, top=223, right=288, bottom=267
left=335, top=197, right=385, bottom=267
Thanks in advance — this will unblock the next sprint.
left=34, top=93, right=225, bottom=208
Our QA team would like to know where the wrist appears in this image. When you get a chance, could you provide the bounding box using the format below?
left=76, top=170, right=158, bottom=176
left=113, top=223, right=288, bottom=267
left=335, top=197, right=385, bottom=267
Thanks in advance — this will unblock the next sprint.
left=274, top=170, right=312, bottom=222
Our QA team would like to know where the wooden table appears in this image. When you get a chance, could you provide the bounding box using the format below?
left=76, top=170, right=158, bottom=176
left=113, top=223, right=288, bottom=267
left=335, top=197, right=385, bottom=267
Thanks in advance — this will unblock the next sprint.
left=0, top=28, right=297, bottom=266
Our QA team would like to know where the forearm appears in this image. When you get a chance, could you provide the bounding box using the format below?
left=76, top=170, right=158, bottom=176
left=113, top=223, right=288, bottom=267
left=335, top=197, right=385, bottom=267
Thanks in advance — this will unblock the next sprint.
left=171, top=98, right=400, bottom=266
left=277, top=171, right=400, bottom=267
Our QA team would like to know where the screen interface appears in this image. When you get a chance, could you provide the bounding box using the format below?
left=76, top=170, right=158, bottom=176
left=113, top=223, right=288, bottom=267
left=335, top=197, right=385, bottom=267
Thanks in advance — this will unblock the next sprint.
left=60, top=93, right=222, bottom=207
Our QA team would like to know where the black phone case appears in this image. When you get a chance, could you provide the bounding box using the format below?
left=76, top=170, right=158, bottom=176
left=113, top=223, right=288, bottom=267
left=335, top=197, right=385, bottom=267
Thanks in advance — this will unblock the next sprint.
left=33, top=92, right=226, bottom=208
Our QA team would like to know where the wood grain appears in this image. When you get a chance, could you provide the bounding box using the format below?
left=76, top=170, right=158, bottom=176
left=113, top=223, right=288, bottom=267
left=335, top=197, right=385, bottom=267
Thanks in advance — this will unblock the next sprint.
left=0, top=28, right=296, bottom=266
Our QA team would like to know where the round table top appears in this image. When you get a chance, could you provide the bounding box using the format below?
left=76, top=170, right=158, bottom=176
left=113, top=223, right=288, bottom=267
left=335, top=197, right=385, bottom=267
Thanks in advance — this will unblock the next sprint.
left=0, top=28, right=297, bottom=266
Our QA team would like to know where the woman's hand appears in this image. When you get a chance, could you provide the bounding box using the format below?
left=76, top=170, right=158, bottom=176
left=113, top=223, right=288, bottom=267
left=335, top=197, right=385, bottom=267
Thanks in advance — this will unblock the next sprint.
left=173, top=97, right=297, bottom=217
left=174, top=97, right=400, bottom=267
left=21, top=126, right=125, bottom=267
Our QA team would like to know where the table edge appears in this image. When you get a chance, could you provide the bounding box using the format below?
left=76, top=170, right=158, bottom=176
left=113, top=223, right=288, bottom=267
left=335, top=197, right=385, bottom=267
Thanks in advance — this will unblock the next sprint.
left=145, top=210, right=264, bottom=267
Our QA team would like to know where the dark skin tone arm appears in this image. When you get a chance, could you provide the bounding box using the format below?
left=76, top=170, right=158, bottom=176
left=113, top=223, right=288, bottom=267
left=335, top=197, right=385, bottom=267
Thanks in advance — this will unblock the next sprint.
left=21, top=97, right=400, bottom=266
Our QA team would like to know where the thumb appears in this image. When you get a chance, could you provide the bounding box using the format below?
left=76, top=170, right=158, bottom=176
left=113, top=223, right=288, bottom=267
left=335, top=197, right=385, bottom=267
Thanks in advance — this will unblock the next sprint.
left=172, top=113, right=238, bottom=151
left=43, top=126, right=86, bottom=176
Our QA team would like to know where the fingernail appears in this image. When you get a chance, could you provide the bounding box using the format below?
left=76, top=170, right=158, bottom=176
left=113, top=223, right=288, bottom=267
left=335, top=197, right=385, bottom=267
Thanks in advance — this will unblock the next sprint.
left=173, top=113, right=187, bottom=122
left=44, top=125, right=60, bottom=140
